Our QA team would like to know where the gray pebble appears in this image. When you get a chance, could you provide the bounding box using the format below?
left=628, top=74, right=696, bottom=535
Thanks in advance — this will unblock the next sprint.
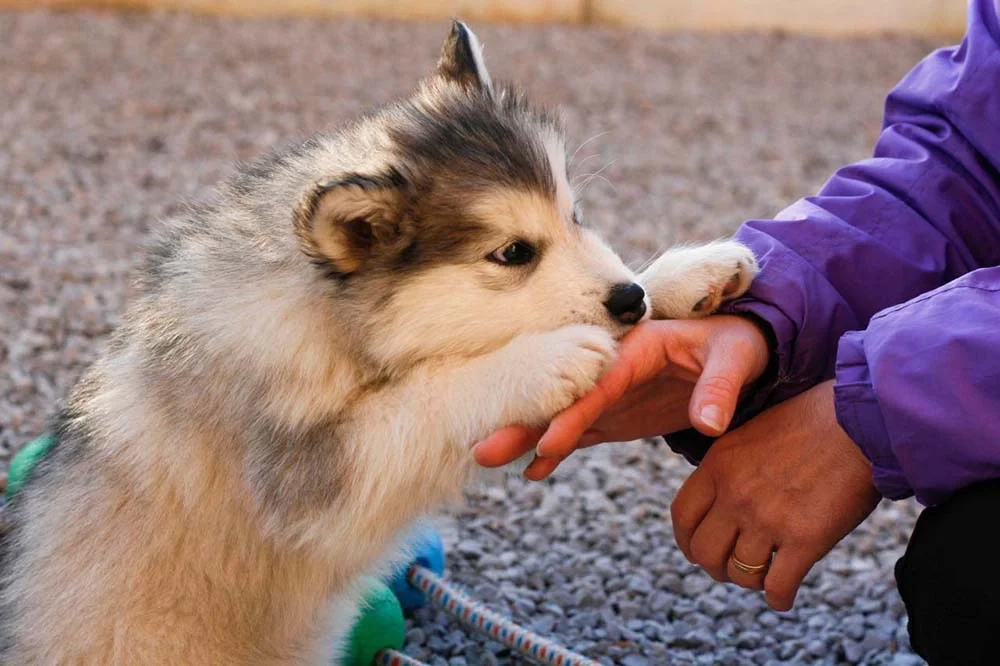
left=824, top=586, right=857, bottom=607
left=520, top=532, right=542, bottom=550
left=856, top=597, right=884, bottom=613
left=843, top=613, right=866, bottom=640
left=677, top=628, right=717, bottom=649
left=657, top=572, right=685, bottom=595
left=569, top=611, right=601, bottom=629
left=843, top=639, right=864, bottom=662
left=540, top=601, right=564, bottom=617
left=427, top=635, right=451, bottom=652
left=513, top=598, right=536, bottom=615
left=697, top=596, right=729, bottom=618
left=531, top=614, right=556, bottom=634
left=621, top=655, right=649, bottom=666
left=404, top=628, right=426, bottom=646
left=627, top=574, right=651, bottom=594
left=860, top=629, right=891, bottom=654
left=650, top=591, right=674, bottom=613
left=681, top=574, right=712, bottom=596
left=758, top=610, right=781, bottom=628
left=806, top=638, right=827, bottom=657
left=736, top=630, right=763, bottom=648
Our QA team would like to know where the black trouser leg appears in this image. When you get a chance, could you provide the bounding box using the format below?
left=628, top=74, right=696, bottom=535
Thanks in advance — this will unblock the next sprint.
left=895, top=479, right=1000, bottom=665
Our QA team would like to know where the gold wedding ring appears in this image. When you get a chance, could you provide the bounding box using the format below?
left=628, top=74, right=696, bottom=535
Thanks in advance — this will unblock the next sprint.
left=731, top=554, right=770, bottom=575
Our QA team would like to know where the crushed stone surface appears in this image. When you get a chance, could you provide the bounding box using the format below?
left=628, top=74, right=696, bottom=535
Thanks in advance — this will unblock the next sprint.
left=0, top=10, right=942, bottom=665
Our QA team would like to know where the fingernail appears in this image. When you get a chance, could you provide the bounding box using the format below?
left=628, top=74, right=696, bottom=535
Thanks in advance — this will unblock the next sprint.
left=700, top=405, right=725, bottom=433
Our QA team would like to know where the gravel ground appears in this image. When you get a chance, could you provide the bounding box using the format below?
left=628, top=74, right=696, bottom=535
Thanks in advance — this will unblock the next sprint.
left=0, top=10, right=945, bottom=665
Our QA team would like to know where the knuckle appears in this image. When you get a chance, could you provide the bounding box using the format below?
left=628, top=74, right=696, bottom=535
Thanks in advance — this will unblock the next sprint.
left=670, top=501, right=696, bottom=533
left=688, top=539, right=723, bottom=571
left=757, top=514, right=786, bottom=540
left=729, top=496, right=755, bottom=521
left=725, top=480, right=755, bottom=512
left=706, top=568, right=729, bottom=584
left=752, top=502, right=787, bottom=536
left=792, top=524, right=824, bottom=548
left=698, top=374, right=739, bottom=403
left=689, top=544, right=712, bottom=568
left=764, top=581, right=793, bottom=611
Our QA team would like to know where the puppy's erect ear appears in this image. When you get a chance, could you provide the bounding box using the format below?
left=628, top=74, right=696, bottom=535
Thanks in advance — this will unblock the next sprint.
left=437, top=20, right=492, bottom=91
left=293, top=172, right=408, bottom=276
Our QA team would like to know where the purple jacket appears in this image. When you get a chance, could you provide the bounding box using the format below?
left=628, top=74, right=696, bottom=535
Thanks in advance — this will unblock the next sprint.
left=668, top=0, right=1000, bottom=507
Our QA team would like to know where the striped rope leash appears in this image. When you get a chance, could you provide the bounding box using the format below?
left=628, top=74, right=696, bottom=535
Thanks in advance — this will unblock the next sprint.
left=374, top=649, right=426, bottom=665
left=401, top=564, right=602, bottom=666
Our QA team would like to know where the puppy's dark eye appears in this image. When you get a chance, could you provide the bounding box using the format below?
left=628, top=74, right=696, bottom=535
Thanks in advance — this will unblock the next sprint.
left=489, top=241, right=536, bottom=266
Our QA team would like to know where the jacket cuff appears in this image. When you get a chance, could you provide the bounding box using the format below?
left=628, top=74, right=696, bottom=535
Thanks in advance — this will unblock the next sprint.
left=663, top=429, right=714, bottom=465
left=834, top=331, right=913, bottom=500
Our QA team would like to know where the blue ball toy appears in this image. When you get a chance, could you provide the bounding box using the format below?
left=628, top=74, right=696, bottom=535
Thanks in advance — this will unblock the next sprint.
left=387, top=527, right=445, bottom=613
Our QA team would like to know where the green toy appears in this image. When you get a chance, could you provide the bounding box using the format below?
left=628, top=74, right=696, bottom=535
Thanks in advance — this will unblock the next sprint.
left=343, top=578, right=405, bottom=666
left=6, top=433, right=56, bottom=500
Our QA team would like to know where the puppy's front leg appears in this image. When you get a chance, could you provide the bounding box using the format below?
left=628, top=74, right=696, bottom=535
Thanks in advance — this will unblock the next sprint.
left=344, top=325, right=616, bottom=546
left=385, top=325, right=617, bottom=467
left=445, top=324, right=618, bottom=443
left=639, top=240, right=758, bottom=319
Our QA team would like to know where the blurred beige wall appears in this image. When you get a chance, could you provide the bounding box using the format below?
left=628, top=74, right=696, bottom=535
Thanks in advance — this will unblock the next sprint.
left=2, top=0, right=968, bottom=36
left=594, top=1, right=966, bottom=36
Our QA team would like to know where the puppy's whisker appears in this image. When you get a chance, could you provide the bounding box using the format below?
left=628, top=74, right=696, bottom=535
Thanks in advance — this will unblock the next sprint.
left=583, top=174, right=617, bottom=196
left=569, top=130, right=610, bottom=166
left=577, top=159, right=616, bottom=183
left=632, top=249, right=665, bottom=275
left=574, top=159, right=617, bottom=193
left=569, top=153, right=601, bottom=183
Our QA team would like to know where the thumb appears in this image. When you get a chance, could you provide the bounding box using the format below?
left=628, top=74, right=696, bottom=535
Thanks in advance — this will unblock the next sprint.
left=689, top=346, right=754, bottom=437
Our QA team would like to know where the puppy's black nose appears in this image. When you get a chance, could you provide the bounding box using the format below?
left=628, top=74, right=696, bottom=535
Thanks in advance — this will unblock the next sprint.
left=604, top=282, right=647, bottom=324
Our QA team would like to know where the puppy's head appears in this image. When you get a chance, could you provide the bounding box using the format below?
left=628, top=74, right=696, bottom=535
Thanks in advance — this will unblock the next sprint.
left=294, top=22, right=645, bottom=369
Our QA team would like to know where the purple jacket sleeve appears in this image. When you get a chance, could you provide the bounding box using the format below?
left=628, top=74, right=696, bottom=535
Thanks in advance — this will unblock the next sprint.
left=835, top=267, right=1000, bottom=505
left=665, top=0, right=1000, bottom=504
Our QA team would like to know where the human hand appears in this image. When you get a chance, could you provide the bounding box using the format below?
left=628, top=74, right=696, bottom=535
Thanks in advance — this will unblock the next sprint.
left=670, top=380, right=881, bottom=610
left=473, top=315, right=771, bottom=479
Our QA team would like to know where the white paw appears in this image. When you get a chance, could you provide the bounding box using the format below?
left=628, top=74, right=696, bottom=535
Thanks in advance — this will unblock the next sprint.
left=639, top=240, right=758, bottom=319
left=510, top=325, right=617, bottom=424
left=686, top=242, right=758, bottom=317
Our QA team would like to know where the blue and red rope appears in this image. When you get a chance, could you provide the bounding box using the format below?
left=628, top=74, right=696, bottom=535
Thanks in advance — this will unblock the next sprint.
left=376, top=565, right=602, bottom=666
